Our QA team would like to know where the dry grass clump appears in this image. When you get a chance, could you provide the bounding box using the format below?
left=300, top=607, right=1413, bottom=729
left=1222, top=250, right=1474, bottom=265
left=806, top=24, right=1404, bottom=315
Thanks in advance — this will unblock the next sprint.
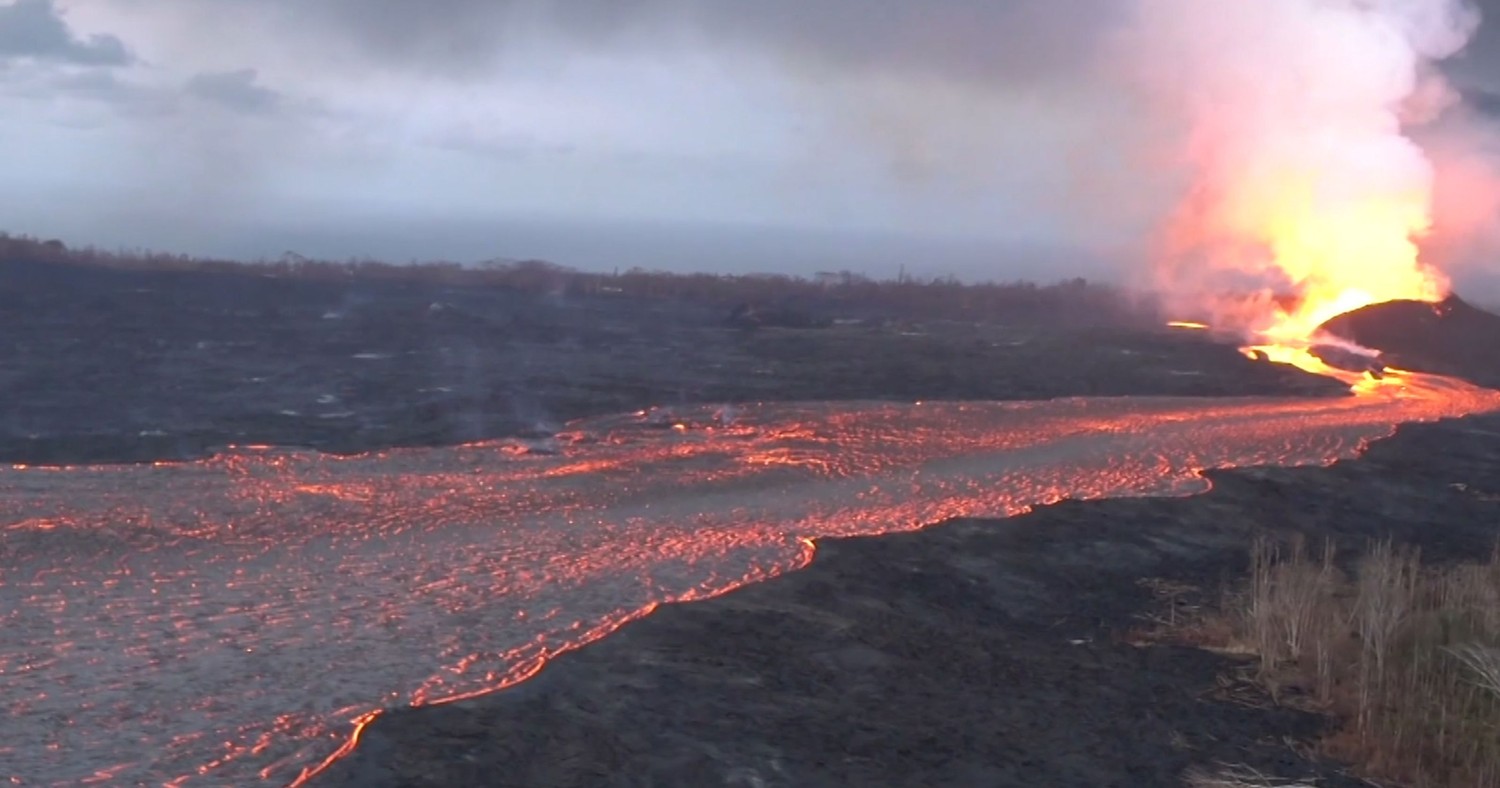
left=1216, top=537, right=1500, bottom=787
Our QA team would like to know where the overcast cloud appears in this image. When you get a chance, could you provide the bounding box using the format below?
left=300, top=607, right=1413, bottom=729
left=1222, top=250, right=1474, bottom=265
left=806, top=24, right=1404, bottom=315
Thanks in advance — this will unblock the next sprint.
left=1, top=0, right=1497, bottom=291
left=0, top=0, right=127, bottom=65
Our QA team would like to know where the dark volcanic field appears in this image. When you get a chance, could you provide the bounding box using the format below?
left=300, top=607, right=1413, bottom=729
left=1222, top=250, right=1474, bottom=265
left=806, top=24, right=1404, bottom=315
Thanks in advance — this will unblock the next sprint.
left=4, top=258, right=1494, bottom=787
left=0, top=258, right=1334, bottom=465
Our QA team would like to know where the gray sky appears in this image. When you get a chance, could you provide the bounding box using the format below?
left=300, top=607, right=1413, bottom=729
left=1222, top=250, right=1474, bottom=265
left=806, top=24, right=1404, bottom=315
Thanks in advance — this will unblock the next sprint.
left=2, top=0, right=1498, bottom=288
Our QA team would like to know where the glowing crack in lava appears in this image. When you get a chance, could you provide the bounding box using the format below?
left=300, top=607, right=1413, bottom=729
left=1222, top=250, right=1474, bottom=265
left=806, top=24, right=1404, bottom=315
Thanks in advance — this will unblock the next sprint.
left=2, top=376, right=1499, bottom=786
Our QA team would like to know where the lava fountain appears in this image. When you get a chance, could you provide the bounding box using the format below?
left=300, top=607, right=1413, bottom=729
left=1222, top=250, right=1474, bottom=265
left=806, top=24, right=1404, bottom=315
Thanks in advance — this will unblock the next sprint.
left=1121, top=0, right=1489, bottom=363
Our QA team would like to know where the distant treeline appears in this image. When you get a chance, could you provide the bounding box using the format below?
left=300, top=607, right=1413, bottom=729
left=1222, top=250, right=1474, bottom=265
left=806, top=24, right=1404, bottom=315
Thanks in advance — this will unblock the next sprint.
left=0, top=232, right=1155, bottom=326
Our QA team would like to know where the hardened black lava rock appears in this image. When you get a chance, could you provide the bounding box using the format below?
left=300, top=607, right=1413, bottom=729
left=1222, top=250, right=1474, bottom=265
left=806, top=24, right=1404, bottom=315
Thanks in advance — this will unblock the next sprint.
left=1320, top=296, right=1500, bottom=387
left=0, top=256, right=1341, bottom=466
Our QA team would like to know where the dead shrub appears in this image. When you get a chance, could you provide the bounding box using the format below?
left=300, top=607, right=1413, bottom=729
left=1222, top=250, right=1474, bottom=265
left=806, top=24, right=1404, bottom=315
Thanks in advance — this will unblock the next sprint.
left=1193, top=538, right=1500, bottom=787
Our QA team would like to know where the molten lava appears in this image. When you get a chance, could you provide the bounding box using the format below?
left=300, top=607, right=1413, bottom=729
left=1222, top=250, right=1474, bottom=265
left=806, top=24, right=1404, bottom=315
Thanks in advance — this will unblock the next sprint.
left=1167, top=199, right=1458, bottom=389
left=1162, top=172, right=1458, bottom=378
left=3, top=379, right=1499, bottom=786
left=1218, top=183, right=1456, bottom=380
left=1251, top=191, right=1449, bottom=345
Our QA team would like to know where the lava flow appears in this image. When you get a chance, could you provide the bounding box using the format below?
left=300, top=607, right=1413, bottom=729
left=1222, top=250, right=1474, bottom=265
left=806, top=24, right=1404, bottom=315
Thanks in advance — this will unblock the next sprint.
left=2, top=375, right=1499, bottom=786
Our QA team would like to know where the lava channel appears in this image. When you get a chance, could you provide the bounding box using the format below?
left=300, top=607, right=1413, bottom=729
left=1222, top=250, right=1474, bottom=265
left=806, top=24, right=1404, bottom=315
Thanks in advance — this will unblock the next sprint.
left=1, top=374, right=1497, bottom=786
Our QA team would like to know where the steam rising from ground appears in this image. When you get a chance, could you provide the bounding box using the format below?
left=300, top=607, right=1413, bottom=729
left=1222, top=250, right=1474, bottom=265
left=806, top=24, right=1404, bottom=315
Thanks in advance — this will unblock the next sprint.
left=1110, top=0, right=1490, bottom=339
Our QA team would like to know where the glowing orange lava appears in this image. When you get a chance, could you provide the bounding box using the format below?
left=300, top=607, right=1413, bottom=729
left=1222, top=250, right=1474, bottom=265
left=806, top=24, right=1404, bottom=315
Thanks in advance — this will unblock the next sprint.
left=1164, top=181, right=1453, bottom=382
left=3, top=380, right=1499, bottom=786
left=1135, top=0, right=1474, bottom=366
left=1166, top=187, right=1453, bottom=390
left=1264, top=189, right=1445, bottom=327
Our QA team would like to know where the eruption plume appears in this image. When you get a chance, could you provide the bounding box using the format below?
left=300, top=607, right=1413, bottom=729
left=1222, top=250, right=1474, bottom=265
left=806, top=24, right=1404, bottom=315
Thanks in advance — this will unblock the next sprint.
left=1118, top=0, right=1484, bottom=348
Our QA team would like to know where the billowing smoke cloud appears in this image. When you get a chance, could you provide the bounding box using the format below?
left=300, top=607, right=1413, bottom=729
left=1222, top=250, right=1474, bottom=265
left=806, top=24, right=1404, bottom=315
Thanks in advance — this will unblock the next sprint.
left=250, top=0, right=1500, bottom=323
left=11, top=0, right=1500, bottom=305
left=1421, top=96, right=1500, bottom=291
left=1104, top=0, right=1489, bottom=339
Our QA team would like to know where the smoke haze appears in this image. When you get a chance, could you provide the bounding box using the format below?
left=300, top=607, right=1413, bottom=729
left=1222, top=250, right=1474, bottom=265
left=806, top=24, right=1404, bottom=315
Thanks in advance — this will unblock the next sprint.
left=1102, top=0, right=1487, bottom=333
left=3, top=0, right=1498, bottom=302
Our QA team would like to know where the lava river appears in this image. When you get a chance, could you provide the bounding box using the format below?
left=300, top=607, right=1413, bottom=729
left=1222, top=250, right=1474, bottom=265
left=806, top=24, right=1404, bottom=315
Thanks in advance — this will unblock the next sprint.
left=3, top=374, right=1499, bottom=786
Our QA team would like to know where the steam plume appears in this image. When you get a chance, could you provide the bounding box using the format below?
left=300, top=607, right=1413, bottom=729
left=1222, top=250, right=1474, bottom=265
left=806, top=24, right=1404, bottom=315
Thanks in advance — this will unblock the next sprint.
left=1111, top=0, right=1486, bottom=339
